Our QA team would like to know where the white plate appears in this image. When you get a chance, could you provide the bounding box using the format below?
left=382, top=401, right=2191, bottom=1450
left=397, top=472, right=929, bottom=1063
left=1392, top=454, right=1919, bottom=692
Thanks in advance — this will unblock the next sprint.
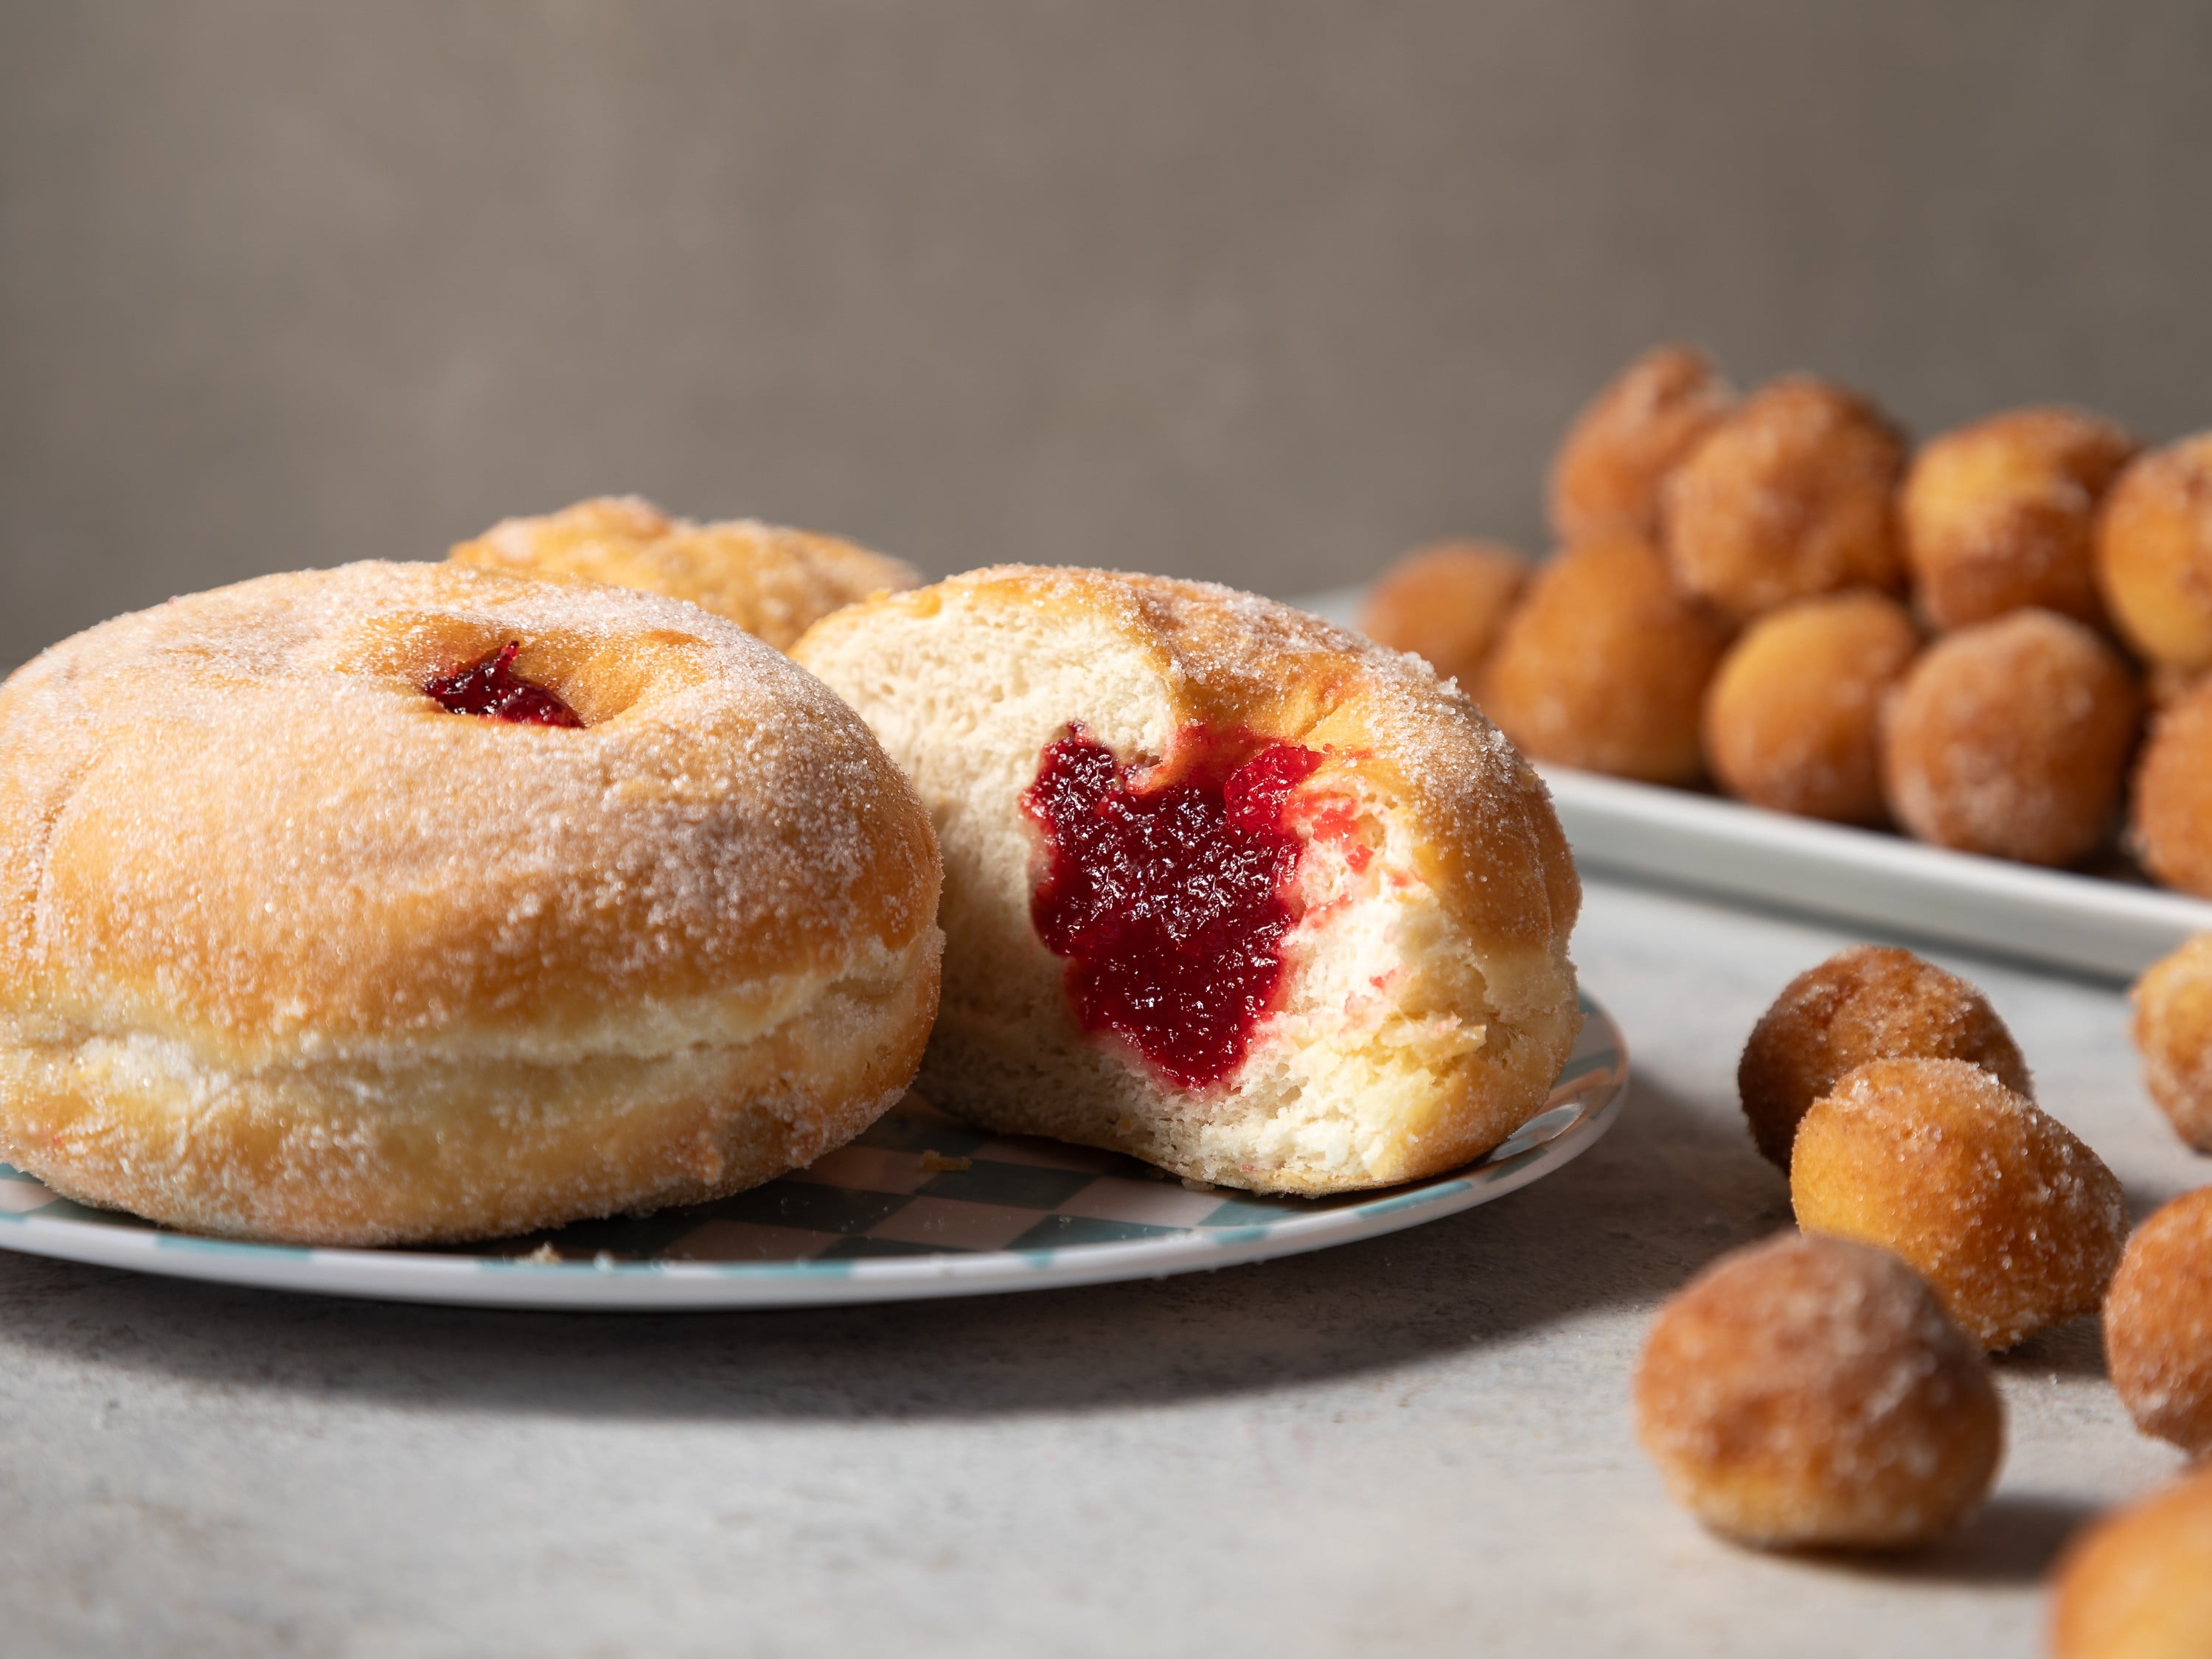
left=0, top=995, right=1626, bottom=1310
left=1295, top=583, right=2212, bottom=981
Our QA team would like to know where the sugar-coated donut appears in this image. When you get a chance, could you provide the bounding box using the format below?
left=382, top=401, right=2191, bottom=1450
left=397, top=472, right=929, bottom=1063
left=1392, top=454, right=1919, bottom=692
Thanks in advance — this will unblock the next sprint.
left=1791, top=1057, right=2126, bottom=1349
left=1476, top=535, right=1733, bottom=785
left=2133, top=934, right=2212, bottom=1150
left=1661, top=375, right=1907, bottom=624
left=0, top=563, right=943, bottom=1245
left=1880, top=608, right=2141, bottom=867
left=2132, top=679, right=2212, bottom=900
left=450, top=495, right=920, bottom=651
left=794, top=568, right=1582, bottom=1195
left=2049, top=1467, right=2212, bottom=1659
left=2104, top=1186, right=2212, bottom=1459
left=1900, top=406, right=2137, bottom=632
left=2098, top=432, right=2212, bottom=673
left=1737, top=946, right=2029, bottom=1171
left=1357, top=539, right=1528, bottom=689
left=1634, top=1232, right=2002, bottom=1550
left=1703, top=593, right=1920, bottom=825
left=1547, top=344, right=1735, bottom=547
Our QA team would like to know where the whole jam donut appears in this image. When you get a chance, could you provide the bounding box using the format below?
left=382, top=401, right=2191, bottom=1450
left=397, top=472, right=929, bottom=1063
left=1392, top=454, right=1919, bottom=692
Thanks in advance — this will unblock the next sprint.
left=1791, top=1057, right=2126, bottom=1349
left=1546, top=344, right=1734, bottom=546
left=1475, top=535, right=1733, bottom=785
left=2104, top=1186, right=2212, bottom=1459
left=1660, top=375, right=1907, bottom=624
left=1357, top=539, right=1528, bottom=689
left=1899, top=406, right=2137, bottom=631
left=795, top=568, right=1583, bottom=1194
left=450, top=495, right=920, bottom=651
left=1736, top=945, right=2029, bottom=1170
left=2049, top=1467, right=2212, bottom=1659
left=2132, top=679, right=2212, bottom=900
left=1703, top=592, right=1920, bottom=824
left=1880, top=608, right=2141, bottom=867
left=0, top=563, right=943, bottom=1245
left=2097, top=432, right=2212, bottom=673
left=1634, top=1232, right=2001, bottom=1550
left=2133, top=935, right=2212, bottom=1150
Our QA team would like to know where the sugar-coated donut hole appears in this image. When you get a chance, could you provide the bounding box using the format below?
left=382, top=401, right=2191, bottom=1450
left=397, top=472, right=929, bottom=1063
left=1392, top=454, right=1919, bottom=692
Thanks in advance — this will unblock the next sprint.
left=2132, top=680, right=2212, bottom=901
left=1900, top=406, right=2137, bottom=633
left=2098, top=431, right=2212, bottom=672
left=1703, top=592, right=1920, bottom=825
left=1661, top=375, right=1907, bottom=625
left=2104, top=1187, right=2212, bottom=1460
left=1790, top=1055, right=2126, bottom=1349
left=1357, top=540, right=1528, bottom=689
left=2132, top=934, right=2212, bottom=1151
left=1737, top=945, right=2029, bottom=1170
left=2048, top=1467, right=2212, bottom=1659
left=1476, top=535, right=1732, bottom=785
left=1879, top=608, right=2142, bottom=868
left=1547, top=344, right=1734, bottom=547
left=1633, top=1231, right=2002, bottom=1551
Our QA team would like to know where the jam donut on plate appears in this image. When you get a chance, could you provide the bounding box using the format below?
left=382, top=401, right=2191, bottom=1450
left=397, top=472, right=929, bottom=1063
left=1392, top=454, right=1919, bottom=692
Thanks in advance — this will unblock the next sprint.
left=0, top=562, right=942, bottom=1245
left=793, top=568, right=1583, bottom=1195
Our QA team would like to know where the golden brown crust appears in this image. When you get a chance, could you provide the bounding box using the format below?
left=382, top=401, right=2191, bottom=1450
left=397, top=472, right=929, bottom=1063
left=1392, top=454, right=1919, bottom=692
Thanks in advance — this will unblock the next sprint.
left=2097, top=432, right=2212, bottom=672
left=1662, top=375, right=1908, bottom=623
left=1703, top=593, right=1921, bottom=824
left=2049, top=1467, right=2212, bottom=1659
left=2133, top=680, right=2212, bottom=900
left=1357, top=540, right=1528, bottom=689
left=1476, top=536, right=1733, bottom=785
left=1547, top=344, right=1735, bottom=546
left=2132, top=935, right=2212, bottom=1150
left=450, top=495, right=920, bottom=651
left=1879, top=608, right=2142, bottom=867
left=0, top=562, right=944, bottom=1242
left=1633, top=1232, right=2002, bottom=1549
left=1737, top=946, right=2029, bottom=1170
left=1791, top=1057, right=2126, bottom=1349
left=2104, top=1186, right=2212, bottom=1459
left=1901, top=406, right=2138, bottom=631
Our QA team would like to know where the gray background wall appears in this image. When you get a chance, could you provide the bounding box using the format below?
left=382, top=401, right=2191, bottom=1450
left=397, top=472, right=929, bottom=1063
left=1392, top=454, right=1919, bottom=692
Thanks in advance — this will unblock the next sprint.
left=3, top=1, right=2208, bottom=672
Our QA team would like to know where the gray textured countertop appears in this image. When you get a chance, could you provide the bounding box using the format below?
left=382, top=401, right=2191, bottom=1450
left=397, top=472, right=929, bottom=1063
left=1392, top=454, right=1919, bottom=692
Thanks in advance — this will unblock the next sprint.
left=1, top=877, right=2198, bottom=1658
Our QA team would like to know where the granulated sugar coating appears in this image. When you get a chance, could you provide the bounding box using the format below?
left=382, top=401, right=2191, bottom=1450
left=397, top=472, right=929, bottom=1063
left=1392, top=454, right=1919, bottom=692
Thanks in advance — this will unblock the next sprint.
left=2096, top=431, right=2212, bottom=673
left=1736, top=946, right=2031, bottom=1170
left=1790, top=1057, right=2126, bottom=1349
left=1634, top=1232, right=2002, bottom=1550
left=1880, top=608, right=2142, bottom=868
left=2104, top=1186, right=2212, bottom=1459
left=1546, top=343, right=1734, bottom=547
left=2132, top=680, right=2212, bottom=901
left=2130, top=933, right=2212, bottom=1150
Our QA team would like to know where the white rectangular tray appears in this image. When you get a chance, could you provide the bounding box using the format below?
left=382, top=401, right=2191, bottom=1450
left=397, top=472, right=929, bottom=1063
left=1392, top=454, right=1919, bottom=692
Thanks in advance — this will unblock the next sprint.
left=1294, top=583, right=2212, bottom=981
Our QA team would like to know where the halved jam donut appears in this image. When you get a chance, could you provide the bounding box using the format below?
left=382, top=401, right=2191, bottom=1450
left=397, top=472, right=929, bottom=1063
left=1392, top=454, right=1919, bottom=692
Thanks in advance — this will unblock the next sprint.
left=793, top=567, right=1582, bottom=1195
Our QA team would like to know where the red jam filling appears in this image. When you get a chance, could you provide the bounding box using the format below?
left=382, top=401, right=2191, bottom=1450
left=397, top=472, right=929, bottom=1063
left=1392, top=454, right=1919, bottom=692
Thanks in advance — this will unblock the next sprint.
left=422, top=641, right=582, bottom=728
left=1022, top=724, right=1324, bottom=1089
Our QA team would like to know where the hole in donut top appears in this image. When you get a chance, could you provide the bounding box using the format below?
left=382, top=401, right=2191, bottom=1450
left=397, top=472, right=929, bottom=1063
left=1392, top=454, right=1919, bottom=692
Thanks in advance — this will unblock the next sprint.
left=422, top=641, right=584, bottom=728
left=1022, top=723, right=1327, bottom=1090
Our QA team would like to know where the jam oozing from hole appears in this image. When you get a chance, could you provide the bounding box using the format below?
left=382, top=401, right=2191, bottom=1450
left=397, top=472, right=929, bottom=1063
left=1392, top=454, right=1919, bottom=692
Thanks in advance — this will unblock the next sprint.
left=1022, top=724, right=1324, bottom=1089
left=422, top=641, right=582, bottom=728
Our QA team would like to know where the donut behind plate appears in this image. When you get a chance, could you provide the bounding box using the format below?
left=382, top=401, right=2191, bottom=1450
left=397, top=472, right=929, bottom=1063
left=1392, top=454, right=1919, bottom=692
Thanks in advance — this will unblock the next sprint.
left=0, top=562, right=942, bottom=1245
left=794, top=568, right=1582, bottom=1196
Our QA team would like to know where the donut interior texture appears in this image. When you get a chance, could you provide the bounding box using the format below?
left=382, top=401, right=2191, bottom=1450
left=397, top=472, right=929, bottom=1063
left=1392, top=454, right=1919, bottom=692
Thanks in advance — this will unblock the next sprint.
left=0, top=562, right=942, bottom=1245
left=793, top=567, right=1582, bottom=1194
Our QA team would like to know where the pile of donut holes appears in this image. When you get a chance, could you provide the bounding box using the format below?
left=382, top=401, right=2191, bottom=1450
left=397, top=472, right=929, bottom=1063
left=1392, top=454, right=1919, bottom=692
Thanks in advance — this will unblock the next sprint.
left=1362, top=344, right=2212, bottom=890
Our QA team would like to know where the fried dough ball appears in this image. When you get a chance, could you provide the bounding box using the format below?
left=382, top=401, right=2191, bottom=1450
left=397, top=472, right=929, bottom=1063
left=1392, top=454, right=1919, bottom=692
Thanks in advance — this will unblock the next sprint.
left=1703, top=593, right=1920, bottom=824
left=1547, top=344, right=1735, bottom=546
left=2104, top=1187, right=2212, bottom=1459
left=1634, top=1232, right=2002, bottom=1550
left=2132, top=935, right=2212, bottom=1151
left=1791, top=1057, right=2126, bottom=1349
left=2132, top=679, right=2212, bottom=900
left=1900, top=406, right=2138, bottom=631
left=1880, top=609, right=2142, bottom=867
left=1358, top=540, right=1528, bottom=688
left=1476, top=535, right=1732, bottom=784
left=1738, top=946, right=2030, bottom=1170
left=2049, top=1466, right=2212, bottom=1659
left=2098, top=432, right=2212, bottom=673
left=1661, top=375, right=1908, bottom=624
